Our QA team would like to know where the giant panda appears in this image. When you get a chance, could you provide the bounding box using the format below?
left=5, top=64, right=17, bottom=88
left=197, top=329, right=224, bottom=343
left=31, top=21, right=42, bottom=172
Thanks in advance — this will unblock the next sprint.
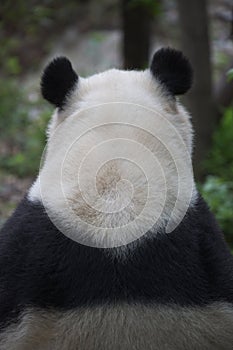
left=0, top=47, right=233, bottom=350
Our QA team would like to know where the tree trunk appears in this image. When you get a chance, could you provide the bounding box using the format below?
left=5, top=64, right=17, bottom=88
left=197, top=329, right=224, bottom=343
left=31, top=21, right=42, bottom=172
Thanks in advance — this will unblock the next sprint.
left=176, top=0, right=216, bottom=181
left=122, top=0, right=152, bottom=69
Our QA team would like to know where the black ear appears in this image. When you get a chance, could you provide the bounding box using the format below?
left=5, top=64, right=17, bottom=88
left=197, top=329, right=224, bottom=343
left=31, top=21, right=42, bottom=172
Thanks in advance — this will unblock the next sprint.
left=150, top=48, right=193, bottom=95
left=41, top=57, right=78, bottom=108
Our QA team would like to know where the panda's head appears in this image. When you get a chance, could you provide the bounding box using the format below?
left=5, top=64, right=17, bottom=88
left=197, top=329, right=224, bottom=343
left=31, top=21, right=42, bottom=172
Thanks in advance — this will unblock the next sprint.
left=29, top=47, right=196, bottom=248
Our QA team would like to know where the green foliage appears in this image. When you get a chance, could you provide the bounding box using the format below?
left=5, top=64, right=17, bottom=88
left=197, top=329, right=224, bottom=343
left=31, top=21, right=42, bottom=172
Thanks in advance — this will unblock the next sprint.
left=0, top=0, right=81, bottom=77
left=214, top=51, right=230, bottom=74
left=0, top=79, right=51, bottom=177
left=200, top=176, right=233, bottom=246
left=5, top=57, right=22, bottom=75
left=227, top=68, right=233, bottom=82
left=201, top=106, right=233, bottom=248
left=204, top=107, right=233, bottom=182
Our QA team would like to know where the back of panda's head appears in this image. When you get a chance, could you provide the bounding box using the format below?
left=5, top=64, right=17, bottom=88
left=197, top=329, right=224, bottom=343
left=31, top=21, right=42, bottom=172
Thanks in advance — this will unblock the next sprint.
left=30, top=48, right=196, bottom=248
left=41, top=47, right=193, bottom=107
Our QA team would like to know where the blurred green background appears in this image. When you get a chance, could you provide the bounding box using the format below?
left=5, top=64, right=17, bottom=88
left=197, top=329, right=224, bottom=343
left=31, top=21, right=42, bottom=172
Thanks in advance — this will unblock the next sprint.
left=0, top=0, right=233, bottom=246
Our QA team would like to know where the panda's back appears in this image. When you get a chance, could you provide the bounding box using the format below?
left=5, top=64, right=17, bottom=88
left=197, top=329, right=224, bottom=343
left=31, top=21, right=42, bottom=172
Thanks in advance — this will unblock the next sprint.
left=1, top=303, right=233, bottom=350
left=1, top=197, right=233, bottom=350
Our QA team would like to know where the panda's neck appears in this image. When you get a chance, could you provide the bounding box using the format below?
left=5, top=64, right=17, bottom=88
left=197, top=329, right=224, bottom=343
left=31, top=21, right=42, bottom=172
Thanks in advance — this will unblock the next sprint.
left=28, top=169, right=197, bottom=249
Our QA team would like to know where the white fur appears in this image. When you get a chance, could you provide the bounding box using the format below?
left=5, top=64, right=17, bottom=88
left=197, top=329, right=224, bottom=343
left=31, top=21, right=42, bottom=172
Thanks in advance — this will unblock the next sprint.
left=29, top=69, right=196, bottom=247
left=1, top=302, right=233, bottom=350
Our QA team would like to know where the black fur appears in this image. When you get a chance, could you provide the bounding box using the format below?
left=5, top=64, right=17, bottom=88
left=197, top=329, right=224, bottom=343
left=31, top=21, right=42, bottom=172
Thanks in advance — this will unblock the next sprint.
left=150, top=48, right=193, bottom=95
left=41, top=57, right=78, bottom=108
left=0, top=195, right=233, bottom=329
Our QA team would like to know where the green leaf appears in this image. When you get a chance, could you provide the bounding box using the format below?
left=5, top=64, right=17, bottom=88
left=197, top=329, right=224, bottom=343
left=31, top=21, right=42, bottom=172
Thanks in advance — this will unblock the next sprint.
left=227, top=68, right=233, bottom=82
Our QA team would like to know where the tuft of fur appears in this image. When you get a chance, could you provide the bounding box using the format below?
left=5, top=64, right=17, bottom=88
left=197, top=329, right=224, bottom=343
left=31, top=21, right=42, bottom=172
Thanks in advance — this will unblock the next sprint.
left=150, top=47, right=193, bottom=95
